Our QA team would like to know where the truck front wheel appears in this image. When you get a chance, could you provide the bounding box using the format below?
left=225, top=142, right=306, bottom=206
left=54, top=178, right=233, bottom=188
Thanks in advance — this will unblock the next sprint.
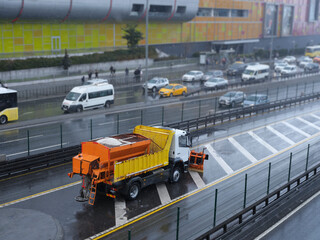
left=170, top=167, right=182, bottom=183
left=127, top=182, right=140, bottom=200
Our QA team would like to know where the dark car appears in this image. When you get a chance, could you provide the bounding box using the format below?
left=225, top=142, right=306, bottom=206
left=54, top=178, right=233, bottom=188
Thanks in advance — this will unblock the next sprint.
left=227, top=63, right=248, bottom=76
left=304, top=63, right=319, bottom=73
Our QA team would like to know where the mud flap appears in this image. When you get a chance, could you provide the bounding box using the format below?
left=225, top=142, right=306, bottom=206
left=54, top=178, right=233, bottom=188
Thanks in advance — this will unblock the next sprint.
left=188, top=149, right=208, bottom=172
left=75, top=176, right=91, bottom=202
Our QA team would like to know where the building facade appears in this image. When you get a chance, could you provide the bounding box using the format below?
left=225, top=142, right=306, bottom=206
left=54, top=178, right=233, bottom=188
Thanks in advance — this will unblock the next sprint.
left=0, top=0, right=319, bottom=57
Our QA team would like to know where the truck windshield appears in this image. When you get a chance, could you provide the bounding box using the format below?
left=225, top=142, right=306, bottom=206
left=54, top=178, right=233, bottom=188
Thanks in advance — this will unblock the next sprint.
left=179, top=135, right=191, bottom=147
left=66, top=92, right=81, bottom=101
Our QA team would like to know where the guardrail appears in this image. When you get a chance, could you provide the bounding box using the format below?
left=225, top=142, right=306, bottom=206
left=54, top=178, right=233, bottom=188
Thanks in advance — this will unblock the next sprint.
left=1, top=92, right=319, bottom=179
left=167, top=91, right=320, bottom=132
left=196, top=157, right=320, bottom=240
left=0, top=145, right=80, bottom=179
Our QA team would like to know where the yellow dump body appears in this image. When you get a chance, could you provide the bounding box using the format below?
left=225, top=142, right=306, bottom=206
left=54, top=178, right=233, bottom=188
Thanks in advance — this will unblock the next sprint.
left=113, top=125, right=174, bottom=182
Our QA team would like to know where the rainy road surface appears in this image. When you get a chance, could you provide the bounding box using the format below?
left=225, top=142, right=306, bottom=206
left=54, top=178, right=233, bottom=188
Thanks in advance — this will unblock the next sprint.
left=2, top=101, right=320, bottom=239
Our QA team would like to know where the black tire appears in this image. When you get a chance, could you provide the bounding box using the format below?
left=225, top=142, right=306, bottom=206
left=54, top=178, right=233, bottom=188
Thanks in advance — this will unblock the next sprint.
left=152, top=86, right=157, bottom=93
left=170, top=166, right=182, bottom=183
left=126, top=182, right=140, bottom=200
left=170, top=93, right=173, bottom=97
left=76, top=106, right=83, bottom=112
left=105, top=101, right=110, bottom=108
left=0, top=115, right=7, bottom=124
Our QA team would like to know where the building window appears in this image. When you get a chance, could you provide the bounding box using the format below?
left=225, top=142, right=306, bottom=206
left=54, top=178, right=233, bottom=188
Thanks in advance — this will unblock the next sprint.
left=197, top=8, right=212, bottom=17
left=231, top=9, right=248, bottom=17
left=308, top=0, right=319, bottom=22
left=131, top=4, right=144, bottom=16
left=176, top=6, right=186, bottom=14
left=214, top=9, right=230, bottom=17
left=149, top=5, right=172, bottom=13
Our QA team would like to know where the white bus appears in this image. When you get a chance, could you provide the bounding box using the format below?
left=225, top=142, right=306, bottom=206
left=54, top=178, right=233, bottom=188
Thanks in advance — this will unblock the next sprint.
left=61, top=83, right=114, bottom=113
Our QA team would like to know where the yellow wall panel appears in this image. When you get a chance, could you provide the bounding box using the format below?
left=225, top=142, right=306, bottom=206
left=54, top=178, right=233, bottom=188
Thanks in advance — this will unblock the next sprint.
left=61, top=43, right=69, bottom=49
left=43, top=44, right=51, bottom=51
left=3, top=39, right=14, bottom=52
left=33, top=24, right=42, bottom=30
left=3, top=30, right=13, bottom=38
left=43, top=37, right=51, bottom=44
left=24, top=45, right=33, bottom=52
left=76, top=25, right=84, bottom=35
left=14, top=45, right=23, bottom=53
left=33, top=30, right=42, bottom=37
left=77, top=42, right=85, bottom=49
left=23, top=24, right=33, bottom=30
left=3, top=24, right=12, bottom=30
left=24, top=31, right=33, bottom=45
left=14, top=38, right=23, bottom=45
left=34, top=38, right=43, bottom=51
left=42, top=25, right=51, bottom=36
left=13, top=25, right=23, bottom=37
left=52, top=30, right=60, bottom=36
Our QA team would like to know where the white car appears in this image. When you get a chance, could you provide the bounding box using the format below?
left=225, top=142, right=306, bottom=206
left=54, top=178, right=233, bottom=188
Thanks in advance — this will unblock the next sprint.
left=281, top=65, right=297, bottom=76
left=143, top=77, right=169, bottom=92
left=283, top=56, right=296, bottom=64
left=204, top=77, right=228, bottom=89
left=182, top=71, right=204, bottom=82
left=274, top=62, right=289, bottom=73
left=299, top=58, right=313, bottom=68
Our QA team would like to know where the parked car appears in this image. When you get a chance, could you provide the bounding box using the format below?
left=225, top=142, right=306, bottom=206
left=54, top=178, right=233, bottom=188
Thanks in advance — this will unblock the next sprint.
left=218, top=91, right=246, bottom=108
left=243, top=94, right=269, bottom=107
left=204, top=77, right=228, bottom=89
left=274, top=62, right=289, bottom=73
left=182, top=70, right=203, bottom=81
left=143, top=77, right=169, bottom=92
left=283, top=56, right=296, bottom=64
left=226, top=63, right=248, bottom=76
left=304, top=63, right=320, bottom=73
left=202, top=70, right=223, bottom=81
left=299, top=57, right=313, bottom=68
left=280, top=65, right=298, bottom=76
left=158, top=83, right=187, bottom=97
left=297, top=56, right=312, bottom=65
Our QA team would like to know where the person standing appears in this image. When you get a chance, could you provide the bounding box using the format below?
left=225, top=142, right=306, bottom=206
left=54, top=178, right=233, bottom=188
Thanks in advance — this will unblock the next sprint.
left=88, top=71, right=92, bottom=79
left=95, top=70, right=98, bottom=78
left=81, top=76, right=85, bottom=85
left=125, top=67, right=129, bottom=76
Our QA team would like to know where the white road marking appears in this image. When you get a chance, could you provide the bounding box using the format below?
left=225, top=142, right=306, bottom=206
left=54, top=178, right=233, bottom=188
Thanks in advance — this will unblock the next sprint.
left=228, top=137, right=257, bottom=163
left=0, top=181, right=81, bottom=208
left=282, top=121, right=311, bottom=137
left=266, top=126, right=295, bottom=145
left=21, top=111, right=34, bottom=115
left=189, top=170, right=206, bottom=188
left=6, top=143, right=68, bottom=157
left=248, top=131, right=278, bottom=154
left=156, top=183, right=171, bottom=205
left=310, top=113, right=320, bottom=120
left=205, top=144, right=234, bottom=174
left=0, top=134, right=43, bottom=145
left=255, top=189, right=320, bottom=240
left=296, top=117, right=320, bottom=131
left=114, top=198, right=127, bottom=227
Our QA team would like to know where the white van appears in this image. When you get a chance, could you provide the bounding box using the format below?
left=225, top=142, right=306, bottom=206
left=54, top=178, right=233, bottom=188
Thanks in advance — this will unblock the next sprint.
left=242, top=64, right=270, bottom=82
left=61, top=83, right=114, bottom=112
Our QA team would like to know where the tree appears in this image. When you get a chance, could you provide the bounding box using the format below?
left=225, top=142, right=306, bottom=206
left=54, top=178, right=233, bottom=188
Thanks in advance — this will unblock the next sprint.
left=62, top=49, right=71, bottom=70
left=122, top=24, right=144, bottom=49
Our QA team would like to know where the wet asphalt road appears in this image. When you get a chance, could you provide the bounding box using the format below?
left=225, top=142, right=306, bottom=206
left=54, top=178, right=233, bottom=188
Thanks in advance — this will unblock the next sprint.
left=1, top=102, right=320, bottom=239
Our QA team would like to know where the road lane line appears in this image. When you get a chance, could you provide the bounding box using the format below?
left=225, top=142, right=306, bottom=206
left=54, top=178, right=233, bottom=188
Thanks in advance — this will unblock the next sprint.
left=156, top=183, right=171, bottom=205
left=189, top=170, right=206, bottom=188
left=115, top=198, right=128, bottom=227
left=266, top=126, right=295, bottom=145
left=248, top=131, right=278, bottom=154
left=296, top=117, right=320, bottom=131
left=205, top=144, right=234, bottom=174
left=6, top=143, right=68, bottom=157
left=282, top=121, right=311, bottom=137
left=255, top=189, right=320, bottom=240
left=0, top=181, right=81, bottom=208
left=310, top=113, right=320, bottom=120
left=0, top=134, right=43, bottom=145
left=228, top=137, right=257, bottom=163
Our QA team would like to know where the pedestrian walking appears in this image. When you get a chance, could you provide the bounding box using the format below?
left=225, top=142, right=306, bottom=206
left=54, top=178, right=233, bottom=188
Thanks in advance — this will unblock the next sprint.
left=110, top=66, right=114, bottom=76
left=88, top=71, right=92, bottom=79
left=95, top=70, right=98, bottom=78
left=125, top=67, right=129, bottom=76
left=81, top=76, right=85, bottom=85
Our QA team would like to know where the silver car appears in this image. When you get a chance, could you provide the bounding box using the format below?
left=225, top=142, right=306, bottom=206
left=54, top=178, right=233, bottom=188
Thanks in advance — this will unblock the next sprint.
left=182, top=71, right=204, bottom=82
left=219, top=91, right=246, bottom=108
left=143, top=77, right=169, bottom=92
left=204, top=77, right=228, bottom=89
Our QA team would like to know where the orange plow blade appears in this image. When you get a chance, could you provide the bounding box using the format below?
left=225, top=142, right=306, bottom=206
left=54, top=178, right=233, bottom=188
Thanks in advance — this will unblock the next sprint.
left=188, top=149, right=208, bottom=172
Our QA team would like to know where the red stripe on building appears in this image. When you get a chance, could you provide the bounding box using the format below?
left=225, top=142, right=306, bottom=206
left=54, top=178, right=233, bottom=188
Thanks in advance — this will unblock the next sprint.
left=167, top=0, right=177, bottom=21
left=12, top=0, right=24, bottom=23
left=101, top=0, right=113, bottom=22
left=62, top=0, right=73, bottom=23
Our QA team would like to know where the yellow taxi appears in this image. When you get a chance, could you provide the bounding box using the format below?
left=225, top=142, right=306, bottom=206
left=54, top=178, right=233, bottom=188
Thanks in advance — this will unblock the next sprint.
left=158, top=83, right=187, bottom=97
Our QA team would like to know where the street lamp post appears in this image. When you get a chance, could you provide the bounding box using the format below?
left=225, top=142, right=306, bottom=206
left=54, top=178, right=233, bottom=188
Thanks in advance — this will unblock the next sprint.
left=144, top=0, right=149, bottom=102
left=269, top=36, right=274, bottom=80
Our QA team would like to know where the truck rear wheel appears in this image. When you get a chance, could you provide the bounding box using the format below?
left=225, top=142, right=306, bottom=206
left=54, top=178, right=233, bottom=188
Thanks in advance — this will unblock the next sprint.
left=170, top=166, right=182, bottom=183
left=127, top=182, right=140, bottom=200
